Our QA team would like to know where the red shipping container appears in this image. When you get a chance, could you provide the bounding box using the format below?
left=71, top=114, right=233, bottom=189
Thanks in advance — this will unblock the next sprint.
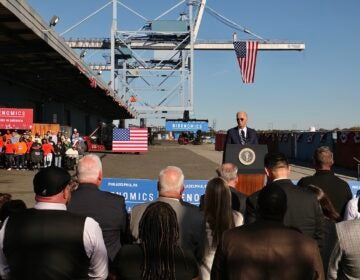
left=215, top=133, right=227, bottom=151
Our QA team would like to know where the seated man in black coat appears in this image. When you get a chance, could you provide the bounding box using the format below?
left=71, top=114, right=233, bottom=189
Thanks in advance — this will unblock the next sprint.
left=245, top=152, right=324, bottom=247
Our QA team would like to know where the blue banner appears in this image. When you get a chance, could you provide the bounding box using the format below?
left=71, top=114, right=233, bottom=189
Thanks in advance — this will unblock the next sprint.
left=101, top=178, right=360, bottom=212
left=101, top=178, right=207, bottom=212
left=165, top=121, right=209, bottom=132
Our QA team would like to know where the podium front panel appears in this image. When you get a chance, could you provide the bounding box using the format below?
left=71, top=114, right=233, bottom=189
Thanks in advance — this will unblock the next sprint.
left=224, top=144, right=268, bottom=174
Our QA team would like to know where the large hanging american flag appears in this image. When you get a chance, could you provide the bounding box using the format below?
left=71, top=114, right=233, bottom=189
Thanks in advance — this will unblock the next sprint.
left=233, top=41, right=259, bottom=84
left=112, top=128, right=148, bottom=153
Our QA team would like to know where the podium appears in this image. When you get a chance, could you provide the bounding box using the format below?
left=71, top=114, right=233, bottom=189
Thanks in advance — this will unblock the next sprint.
left=223, top=144, right=268, bottom=195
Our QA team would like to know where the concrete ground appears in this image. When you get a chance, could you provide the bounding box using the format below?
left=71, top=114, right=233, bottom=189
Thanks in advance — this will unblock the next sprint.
left=0, top=142, right=356, bottom=208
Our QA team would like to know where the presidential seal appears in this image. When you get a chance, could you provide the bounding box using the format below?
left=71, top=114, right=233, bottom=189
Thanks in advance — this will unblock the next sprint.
left=239, top=148, right=256, bottom=166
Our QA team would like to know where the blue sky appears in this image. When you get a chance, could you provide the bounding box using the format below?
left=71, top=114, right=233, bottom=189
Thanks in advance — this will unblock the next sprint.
left=28, top=0, right=360, bottom=131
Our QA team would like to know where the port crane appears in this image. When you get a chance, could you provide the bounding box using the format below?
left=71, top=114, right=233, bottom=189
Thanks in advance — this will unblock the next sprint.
left=64, top=0, right=305, bottom=120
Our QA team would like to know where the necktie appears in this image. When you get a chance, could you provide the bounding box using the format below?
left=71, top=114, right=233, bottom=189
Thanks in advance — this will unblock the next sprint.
left=240, top=130, right=245, bottom=144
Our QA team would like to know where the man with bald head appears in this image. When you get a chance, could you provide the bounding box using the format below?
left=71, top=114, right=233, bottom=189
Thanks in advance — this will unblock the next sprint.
left=225, top=111, right=258, bottom=145
left=130, top=166, right=205, bottom=262
left=67, top=154, right=128, bottom=262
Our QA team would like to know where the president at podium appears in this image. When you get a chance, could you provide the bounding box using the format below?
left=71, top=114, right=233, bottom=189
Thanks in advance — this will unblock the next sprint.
left=225, top=111, right=258, bottom=145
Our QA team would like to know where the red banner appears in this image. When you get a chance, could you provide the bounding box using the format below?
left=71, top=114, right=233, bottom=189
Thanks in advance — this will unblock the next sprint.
left=0, top=108, right=33, bottom=130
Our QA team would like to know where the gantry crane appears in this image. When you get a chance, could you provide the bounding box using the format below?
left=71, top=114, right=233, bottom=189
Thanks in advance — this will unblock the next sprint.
left=65, top=0, right=305, bottom=120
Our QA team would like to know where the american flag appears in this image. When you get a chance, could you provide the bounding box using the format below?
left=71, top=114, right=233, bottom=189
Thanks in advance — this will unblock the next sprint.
left=112, top=128, right=148, bottom=152
left=233, top=41, right=259, bottom=84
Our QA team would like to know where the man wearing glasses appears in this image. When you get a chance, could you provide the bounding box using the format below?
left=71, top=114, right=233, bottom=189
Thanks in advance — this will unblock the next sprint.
left=225, top=111, right=258, bottom=145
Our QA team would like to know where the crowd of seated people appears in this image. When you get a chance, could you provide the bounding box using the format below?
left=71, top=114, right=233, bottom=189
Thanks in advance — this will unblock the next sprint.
left=1, top=147, right=360, bottom=280
left=0, top=129, right=84, bottom=171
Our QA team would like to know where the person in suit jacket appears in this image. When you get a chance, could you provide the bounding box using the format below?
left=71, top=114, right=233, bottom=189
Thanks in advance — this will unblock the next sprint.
left=297, top=146, right=352, bottom=219
left=211, top=184, right=324, bottom=280
left=199, top=163, right=247, bottom=215
left=223, top=111, right=258, bottom=163
left=217, top=163, right=247, bottom=215
left=130, top=166, right=205, bottom=262
left=328, top=219, right=360, bottom=279
left=225, top=111, right=258, bottom=145
left=245, top=152, right=324, bottom=247
left=67, top=154, right=128, bottom=262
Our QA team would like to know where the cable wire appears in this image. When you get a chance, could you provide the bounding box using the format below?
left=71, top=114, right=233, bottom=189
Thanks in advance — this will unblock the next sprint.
left=205, top=5, right=268, bottom=41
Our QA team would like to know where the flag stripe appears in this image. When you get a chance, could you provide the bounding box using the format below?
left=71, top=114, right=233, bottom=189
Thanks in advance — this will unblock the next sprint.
left=234, top=41, right=259, bottom=83
left=112, top=128, right=148, bottom=152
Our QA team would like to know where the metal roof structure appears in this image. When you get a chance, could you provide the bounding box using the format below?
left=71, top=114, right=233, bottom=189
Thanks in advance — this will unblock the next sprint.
left=0, top=0, right=136, bottom=120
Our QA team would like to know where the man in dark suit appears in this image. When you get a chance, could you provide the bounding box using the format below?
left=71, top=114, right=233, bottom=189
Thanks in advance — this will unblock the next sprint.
left=297, top=146, right=352, bottom=218
left=211, top=184, right=324, bottom=280
left=130, top=166, right=205, bottom=262
left=217, top=163, right=247, bottom=215
left=245, top=152, right=324, bottom=247
left=199, top=163, right=247, bottom=215
left=223, top=111, right=258, bottom=163
left=225, top=111, right=258, bottom=145
left=67, top=154, right=128, bottom=262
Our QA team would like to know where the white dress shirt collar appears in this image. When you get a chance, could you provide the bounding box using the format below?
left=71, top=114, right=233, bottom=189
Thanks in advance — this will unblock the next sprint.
left=34, top=202, right=67, bottom=211
left=238, top=126, right=248, bottom=137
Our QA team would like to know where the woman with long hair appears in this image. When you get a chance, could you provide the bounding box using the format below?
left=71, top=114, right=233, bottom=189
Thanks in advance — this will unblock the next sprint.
left=200, top=177, right=243, bottom=280
left=113, top=201, right=199, bottom=280
left=307, top=184, right=340, bottom=277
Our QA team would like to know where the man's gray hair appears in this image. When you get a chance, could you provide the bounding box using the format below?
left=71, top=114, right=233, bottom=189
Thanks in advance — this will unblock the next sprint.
left=313, top=146, right=334, bottom=168
left=158, top=166, right=184, bottom=193
left=77, top=154, right=102, bottom=182
left=218, top=163, right=238, bottom=182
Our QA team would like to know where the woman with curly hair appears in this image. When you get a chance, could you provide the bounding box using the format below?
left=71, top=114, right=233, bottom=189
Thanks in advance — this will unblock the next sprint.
left=113, top=201, right=199, bottom=280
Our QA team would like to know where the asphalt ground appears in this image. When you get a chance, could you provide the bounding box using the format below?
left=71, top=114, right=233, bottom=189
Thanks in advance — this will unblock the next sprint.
left=0, top=141, right=356, bottom=208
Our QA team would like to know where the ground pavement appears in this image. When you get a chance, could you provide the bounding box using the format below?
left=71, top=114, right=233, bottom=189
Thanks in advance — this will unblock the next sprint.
left=0, top=142, right=356, bottom=207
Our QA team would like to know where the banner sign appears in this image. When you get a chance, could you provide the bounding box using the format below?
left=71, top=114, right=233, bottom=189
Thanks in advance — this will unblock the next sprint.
left=101, top=178, right=360, bottom=212
left=0, top=108, right=33, bottom=130
left=165, top=121, right=209, bottom=132
left=101, top=178, right=207, bottom=212
left=349, top=181, right=360, bottom=197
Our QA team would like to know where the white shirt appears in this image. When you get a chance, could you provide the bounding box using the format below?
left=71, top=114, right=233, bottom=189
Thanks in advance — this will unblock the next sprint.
left=344, top=197, right=360, bottom=221
left=0, top=202, right=108, bottom=280
left=238, top=127, right=248, bottom=139
left=200, top=211, right=243, bottom=280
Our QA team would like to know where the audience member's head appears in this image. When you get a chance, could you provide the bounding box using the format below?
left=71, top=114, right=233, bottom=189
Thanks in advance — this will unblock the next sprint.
left=0, top=193, right=12, bottom=209
left=76, top=154, right=103, bottom=186
left=264, top=152, right=290, bottom=181
left=204, top=177, right=234, bottom=247
left=0, top=199, right=26, bottom=224
left=158, top=166, right=184, bottom=198
left=307, top=184, right=340, bottom=222
left=313, top=146, right=334, bottom=170
left=33, top=167, right=72, bottom=204
left=138, top=201, right=179, bottom=280
left=257, top=184, right=287, bottom=222
left=217, top=163, right=238, bottom=187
